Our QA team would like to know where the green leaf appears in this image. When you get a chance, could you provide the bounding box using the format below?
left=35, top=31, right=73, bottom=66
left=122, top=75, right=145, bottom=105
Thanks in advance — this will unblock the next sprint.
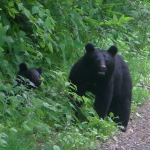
left=9, top=97, right=20, bottom=108
left=45, top=57, right=51, bottom=65
left=66, top=115, right=72, bottom=122
left=89, top=9, right=94, bottom=18
left=118, top=15, right=134, bottom=26
left=109, top=112, right=114, bottom=118
left=50, top=17, right=56, bottom=25
left=44, top=18, right=51, bottom=28
left=53, top=145, right=60, bottom=150
left=22, top=46, right=37, bottom=54
left=22, top=123, right=32, bottom=131
left=42, top=102, right=50, bottom=108
left=43, top=33, right=52, bottom=44
left=19, top=30, right=26, bottom=38
left=59, top=43, right=65, bottom=51
left=0, top=92, right=6, bottom=101
left=43, top=102, right=57, bottom=111
left=95, top=0, right=103, bottom=5
left=8, top=1, right=14, bottom=7
left=46, top=9, right=50, bottom=15
left=0, top=24, right=4, bottom=46
left=3, top=25, right=9, bottom=33
left=17, top=3, right=24, bottom=10
left=123, top=17, right=134, bottom=22
left=54, top=124, right=63, bottom=128
left=37, top=18, right=43, bottom=25
left=0, top=47, right=4, bottom=51
left=32, top=6, right=39, bottom=14
left=73, top=40, right=83, bottom=49
left=11, top=8, right=19, bottom=14
left=47, top=44, right=53, bottom=53
left=60, top=43, right=66, bottom=62
left=40, top=41, right=45, bottom=48
left=24, top=8, right=30, bottom=18
left=117, top=15, right=125, bottom=26
left=9, top=128, right=18, bottom=133
left=66, top=0, right=73, bottom=5
left=4, top=36, right=14, bottom=43
left=0, top=133, right=7, bottom=146
left=35, top=109, right=44, bottom=117
left=65, top=82, right=70, bottom=87
left=39, top=10, right=45, bottom=18
left=113, top=14, right=118, bottom=23
left=8, top=10, right=15, bottom=18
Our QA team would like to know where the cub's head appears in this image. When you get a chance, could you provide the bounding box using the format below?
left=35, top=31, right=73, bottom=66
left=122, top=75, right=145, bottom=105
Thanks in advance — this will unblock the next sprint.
left=17, top=63, right=42, bottom=88
left=84, top=43, right=118, bottom=76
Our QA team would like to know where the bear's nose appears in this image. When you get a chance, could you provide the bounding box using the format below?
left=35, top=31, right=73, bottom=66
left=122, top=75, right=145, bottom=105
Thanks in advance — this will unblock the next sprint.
left=101, top=65, right=106, bottom=71
left=38, top=79, right=42, bottom=83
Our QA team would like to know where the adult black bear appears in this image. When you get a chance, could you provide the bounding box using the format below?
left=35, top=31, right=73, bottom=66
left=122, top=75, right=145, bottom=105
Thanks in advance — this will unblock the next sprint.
left=16, top=63, right=42, bottom=89
left=69, top=43, right=132, bottom=132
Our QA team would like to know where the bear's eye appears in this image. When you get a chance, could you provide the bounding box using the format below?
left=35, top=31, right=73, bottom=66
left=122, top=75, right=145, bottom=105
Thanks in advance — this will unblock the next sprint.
left=32, top=75, right=40, bottom=79
left=32, top=75, right=37, bottom=79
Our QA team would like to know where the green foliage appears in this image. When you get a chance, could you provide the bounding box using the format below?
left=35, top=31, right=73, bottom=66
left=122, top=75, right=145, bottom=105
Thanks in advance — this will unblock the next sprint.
left=0, top=0, right=150, bottom=149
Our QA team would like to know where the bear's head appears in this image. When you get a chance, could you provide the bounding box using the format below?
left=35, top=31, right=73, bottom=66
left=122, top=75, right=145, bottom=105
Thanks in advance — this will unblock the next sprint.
left=84, top=43, right=118, bottom=76
left=16, top=63, right=42, bottom=88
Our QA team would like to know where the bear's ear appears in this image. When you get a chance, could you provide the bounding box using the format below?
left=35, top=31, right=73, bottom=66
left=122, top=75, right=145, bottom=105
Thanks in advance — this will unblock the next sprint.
left=37, top=67, right=42, bottom=74
left=108, top=46, right=118, bottom=56
left=19, top=63, right=28, bottom=71
left=85, top=43, right=95, bottom=52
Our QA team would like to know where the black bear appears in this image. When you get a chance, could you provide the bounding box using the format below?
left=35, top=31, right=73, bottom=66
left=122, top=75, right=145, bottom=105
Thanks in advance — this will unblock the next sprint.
left=69, top=43, right=132, bottom=132
left=2, top=63, right=42, bottom=105
left=16, top=63, right=42, bottom=89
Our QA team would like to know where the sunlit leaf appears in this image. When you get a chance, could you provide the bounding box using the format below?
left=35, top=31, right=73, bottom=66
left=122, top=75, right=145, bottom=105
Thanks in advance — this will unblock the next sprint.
left=8, top=1, right=14, bottom=7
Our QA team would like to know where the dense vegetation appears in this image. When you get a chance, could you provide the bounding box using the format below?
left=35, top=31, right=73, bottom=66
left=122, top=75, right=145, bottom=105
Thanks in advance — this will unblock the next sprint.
left=0, top=0, right=150, bottom=149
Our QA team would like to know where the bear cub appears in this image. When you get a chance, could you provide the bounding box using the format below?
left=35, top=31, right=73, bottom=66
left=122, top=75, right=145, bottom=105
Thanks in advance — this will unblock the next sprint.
left=16, top=63, right=42, bottom=89
left=69, top=43, right=132, bottom=132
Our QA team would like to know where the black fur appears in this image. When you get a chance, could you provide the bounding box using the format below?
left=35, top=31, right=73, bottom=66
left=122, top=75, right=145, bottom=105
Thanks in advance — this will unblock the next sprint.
left=16, top=63, right=42, bottom=89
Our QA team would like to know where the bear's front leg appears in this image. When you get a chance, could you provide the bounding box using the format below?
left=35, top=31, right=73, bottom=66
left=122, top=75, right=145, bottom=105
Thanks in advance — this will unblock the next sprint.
left=94, top=93, right=113, bottom=119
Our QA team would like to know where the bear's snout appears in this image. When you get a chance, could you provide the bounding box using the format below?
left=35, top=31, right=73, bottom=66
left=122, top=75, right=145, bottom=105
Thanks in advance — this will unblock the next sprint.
left=38, top=79, right=42, bottom=83
left=36, top=79, right=42, bottom=86
left=100, top=65, right=106, bottom=72
left=97, top=65, right=107, bottom=75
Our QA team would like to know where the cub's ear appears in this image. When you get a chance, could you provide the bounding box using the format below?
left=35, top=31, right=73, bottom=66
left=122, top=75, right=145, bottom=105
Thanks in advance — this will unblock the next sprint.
left=85, top=43, right=95, bottom=52
left=108, top=46, right=118, bottom=56
left=19, top=63, right=28, bottom=71
left=37, top=67, right=42, bottom=74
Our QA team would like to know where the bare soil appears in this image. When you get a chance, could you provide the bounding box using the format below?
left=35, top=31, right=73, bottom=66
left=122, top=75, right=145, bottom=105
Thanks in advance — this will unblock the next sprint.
left=97, top=99, right=150, bottom=150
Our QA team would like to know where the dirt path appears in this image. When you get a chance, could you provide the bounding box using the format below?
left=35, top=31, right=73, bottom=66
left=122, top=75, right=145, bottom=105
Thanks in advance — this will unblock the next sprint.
left=97, top=99, right=150, bottom=150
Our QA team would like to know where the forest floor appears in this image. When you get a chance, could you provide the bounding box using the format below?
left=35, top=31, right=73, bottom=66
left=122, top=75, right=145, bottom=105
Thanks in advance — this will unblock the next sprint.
left=97, top=99, right=150, bottom=150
